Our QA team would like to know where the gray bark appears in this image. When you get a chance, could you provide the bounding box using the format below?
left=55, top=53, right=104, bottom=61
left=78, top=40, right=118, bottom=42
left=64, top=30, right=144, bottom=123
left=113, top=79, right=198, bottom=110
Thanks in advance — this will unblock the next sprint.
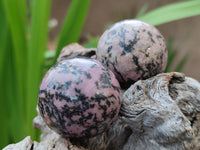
left=89, top=72, right=200, bottom=150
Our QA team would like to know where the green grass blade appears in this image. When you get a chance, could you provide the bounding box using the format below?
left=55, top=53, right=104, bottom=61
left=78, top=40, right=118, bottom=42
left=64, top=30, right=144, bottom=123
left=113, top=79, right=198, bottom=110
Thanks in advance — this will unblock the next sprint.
left=0, top=16, right=10, bottom=146
left=3, top=0, right=27, bottom=74
left=0, top=0, right=8, bottom=75
left=54, top=0, right=91, bottom=63
left=0, top=59, right=9, bottom=149
left=0, top=26, right=25, bottom=147
left=0, top=14, right=9, bottom=147
left=5, top=45, right=25, bottom=143
left=175, top=54, right=188, bottom=72
left=164, top=49, right=177, bottom=72
left=164, top=38, right=177, bottom=72
left=136, top=4, right=148, bottom=18
left=3, top=0, right=27, bottom=122
left=0, top=1, right=25, bottom=147
left=137, top=0, right=200, bottom=26
left=26, top=0, right=52, bottom=138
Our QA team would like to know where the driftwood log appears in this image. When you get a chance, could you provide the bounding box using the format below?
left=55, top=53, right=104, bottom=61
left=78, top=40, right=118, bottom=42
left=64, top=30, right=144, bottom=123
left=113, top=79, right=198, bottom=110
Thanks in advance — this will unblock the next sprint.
left=3, top=44, right=200, bottom=150
left=89, top=72, right=200, bottom=150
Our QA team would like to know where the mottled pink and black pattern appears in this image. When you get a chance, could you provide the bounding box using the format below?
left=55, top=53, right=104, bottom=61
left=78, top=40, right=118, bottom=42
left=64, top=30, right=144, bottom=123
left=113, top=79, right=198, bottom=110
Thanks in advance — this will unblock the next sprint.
left=97, top=19, right=168, bottom=89
left=38, top=57, right=122, bottom=138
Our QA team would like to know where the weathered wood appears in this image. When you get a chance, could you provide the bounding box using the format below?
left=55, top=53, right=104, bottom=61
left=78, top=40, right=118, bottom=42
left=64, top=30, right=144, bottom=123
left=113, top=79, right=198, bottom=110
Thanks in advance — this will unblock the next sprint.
left=3, top=44, right=200, bottom=150
left=89, top=72, right=200, bottom=150
left=57, top=43, right=96, bottom=62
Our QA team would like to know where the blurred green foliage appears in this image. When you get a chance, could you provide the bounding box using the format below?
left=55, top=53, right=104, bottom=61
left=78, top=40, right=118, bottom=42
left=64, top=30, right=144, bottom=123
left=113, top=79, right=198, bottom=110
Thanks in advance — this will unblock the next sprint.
left=84, top=35, right=99, bottom=48
left=138, top=0, right=200, bottom=26
left=0, top=0, right=200, bottom=149
left=0, top=0, right=90, bottom=149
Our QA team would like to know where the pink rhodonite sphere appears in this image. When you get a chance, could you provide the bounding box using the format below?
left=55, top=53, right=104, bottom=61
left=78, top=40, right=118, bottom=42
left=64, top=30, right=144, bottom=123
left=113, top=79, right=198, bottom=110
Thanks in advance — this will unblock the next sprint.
left=97, top=19, right=168, bottom=89
left=38, top=57, right=122, bottom=138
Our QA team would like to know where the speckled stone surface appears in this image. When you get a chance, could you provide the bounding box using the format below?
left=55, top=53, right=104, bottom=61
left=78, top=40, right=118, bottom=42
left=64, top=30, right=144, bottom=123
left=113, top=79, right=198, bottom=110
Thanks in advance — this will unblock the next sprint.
left=38, top=57, right=121, bottom=138
left=97, top=19, right=168, bottom=89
